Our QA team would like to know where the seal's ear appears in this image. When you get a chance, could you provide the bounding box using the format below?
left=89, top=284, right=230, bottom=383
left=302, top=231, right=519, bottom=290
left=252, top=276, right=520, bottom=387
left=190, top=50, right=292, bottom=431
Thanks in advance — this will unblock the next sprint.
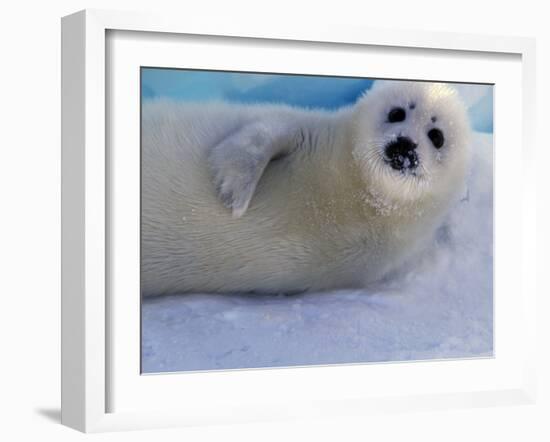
left=208, top=122, right=290, bottom=218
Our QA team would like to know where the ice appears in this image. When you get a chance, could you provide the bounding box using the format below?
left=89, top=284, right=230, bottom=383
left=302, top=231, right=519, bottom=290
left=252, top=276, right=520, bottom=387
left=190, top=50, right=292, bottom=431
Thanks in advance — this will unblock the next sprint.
left=142, top=71, right=492, bottom=127
left=142, top=132, right=493, bottom=373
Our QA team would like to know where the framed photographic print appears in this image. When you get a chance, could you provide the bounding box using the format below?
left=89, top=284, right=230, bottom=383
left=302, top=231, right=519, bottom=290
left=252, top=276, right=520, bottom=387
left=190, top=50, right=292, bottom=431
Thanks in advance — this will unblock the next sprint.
left=139, top=68, right=494, bottom=373
left=61, top=9, right=537, bottom=432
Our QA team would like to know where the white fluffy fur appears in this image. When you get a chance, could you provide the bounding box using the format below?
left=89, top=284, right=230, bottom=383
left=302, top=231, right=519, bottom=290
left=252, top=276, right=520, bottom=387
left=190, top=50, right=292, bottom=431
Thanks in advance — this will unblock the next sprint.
left=141, top=81, right=471, bottom=296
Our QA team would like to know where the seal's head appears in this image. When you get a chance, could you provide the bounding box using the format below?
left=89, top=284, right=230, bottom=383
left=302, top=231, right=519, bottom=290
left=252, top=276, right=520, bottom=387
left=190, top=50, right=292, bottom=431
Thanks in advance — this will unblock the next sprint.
left=352, top=81, right=471, bottom=212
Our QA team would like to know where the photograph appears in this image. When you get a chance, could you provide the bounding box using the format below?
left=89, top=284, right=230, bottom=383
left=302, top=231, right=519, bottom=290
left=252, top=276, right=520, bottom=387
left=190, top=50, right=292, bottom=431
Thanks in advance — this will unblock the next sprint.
left=140, top=68, right=494, bottom=374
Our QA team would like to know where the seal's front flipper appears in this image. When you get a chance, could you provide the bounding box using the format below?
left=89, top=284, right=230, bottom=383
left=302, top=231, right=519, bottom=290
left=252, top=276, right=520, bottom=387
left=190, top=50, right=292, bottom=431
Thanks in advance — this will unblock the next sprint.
left=208, top=122, right=291, bottom=218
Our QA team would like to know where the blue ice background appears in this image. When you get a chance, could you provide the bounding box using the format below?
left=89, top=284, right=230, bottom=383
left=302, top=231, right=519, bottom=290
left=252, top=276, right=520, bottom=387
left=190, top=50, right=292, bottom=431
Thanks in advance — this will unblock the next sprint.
left=140, top=68, right=494, bottom=373
left=141, top=68, right=493, bottom=133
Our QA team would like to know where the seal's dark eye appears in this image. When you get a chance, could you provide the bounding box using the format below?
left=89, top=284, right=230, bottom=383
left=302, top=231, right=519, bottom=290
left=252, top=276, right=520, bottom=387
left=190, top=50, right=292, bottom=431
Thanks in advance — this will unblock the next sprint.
left=428, top=128, right=445, bottom=149
left=388, top=107, right=406, bottom=123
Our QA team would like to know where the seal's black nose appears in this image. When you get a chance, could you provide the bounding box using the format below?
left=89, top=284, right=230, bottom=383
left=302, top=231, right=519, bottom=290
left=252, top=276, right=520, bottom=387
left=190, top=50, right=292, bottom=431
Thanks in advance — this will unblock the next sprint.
left=384, top=137, right=419, bottom=172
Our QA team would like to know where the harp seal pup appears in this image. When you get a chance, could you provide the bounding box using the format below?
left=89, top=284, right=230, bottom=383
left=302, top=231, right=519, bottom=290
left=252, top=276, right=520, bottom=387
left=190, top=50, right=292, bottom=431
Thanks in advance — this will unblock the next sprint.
left=141, top=81, right=471, bottom=296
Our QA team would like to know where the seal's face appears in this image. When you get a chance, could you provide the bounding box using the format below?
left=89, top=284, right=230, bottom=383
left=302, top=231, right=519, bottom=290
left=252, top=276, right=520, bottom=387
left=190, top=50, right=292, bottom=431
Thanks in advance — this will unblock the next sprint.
left=353, top=81, right=471, bottom=209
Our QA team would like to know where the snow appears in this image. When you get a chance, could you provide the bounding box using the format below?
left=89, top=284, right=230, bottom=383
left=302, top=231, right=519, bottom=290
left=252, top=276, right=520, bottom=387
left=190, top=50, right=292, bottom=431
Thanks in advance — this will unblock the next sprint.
left=142, top=132, right=493, bottom=373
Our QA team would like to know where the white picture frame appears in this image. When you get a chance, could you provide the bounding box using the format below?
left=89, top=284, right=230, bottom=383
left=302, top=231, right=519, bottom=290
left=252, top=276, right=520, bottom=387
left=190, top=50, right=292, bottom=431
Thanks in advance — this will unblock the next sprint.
left=61, top=9, right=537, bottom=433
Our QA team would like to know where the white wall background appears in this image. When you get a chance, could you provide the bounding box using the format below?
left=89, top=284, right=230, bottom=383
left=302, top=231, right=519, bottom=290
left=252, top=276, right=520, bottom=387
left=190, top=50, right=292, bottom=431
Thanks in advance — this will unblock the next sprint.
left=0, top=1, right=547, bottom=441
